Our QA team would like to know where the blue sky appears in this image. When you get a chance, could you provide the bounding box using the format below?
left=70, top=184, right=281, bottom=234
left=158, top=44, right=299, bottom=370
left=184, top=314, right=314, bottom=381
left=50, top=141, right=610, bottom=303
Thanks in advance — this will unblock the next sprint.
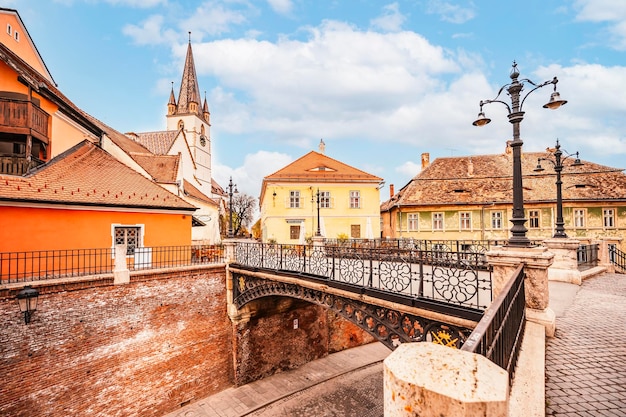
left=10, top=0, right=626, bottom=201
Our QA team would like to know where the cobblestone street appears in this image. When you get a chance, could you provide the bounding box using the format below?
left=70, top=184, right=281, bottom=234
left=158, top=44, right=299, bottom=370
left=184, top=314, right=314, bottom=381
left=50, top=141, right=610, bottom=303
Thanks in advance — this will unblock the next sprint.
left=545, top=273, right=626, bottom=416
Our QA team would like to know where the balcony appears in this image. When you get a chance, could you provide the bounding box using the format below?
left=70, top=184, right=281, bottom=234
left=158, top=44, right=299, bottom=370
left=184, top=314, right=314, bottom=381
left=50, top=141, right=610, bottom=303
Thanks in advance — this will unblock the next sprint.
left=0, top=154, right=43, bottom=175
left=0, top=97, right=50, bottom=142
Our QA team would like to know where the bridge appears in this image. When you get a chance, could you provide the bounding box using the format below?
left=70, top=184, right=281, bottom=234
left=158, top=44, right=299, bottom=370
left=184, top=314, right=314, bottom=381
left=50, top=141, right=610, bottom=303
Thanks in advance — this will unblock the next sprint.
left=228, top=241, right=493, bottom=350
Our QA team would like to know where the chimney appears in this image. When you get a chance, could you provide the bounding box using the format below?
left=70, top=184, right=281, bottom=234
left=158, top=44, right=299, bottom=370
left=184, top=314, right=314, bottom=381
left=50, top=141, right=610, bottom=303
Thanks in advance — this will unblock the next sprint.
left=319, top=139, right=326, bottom=154
left=421, top=152, right=430, bottom=169
left=467, top=158, right=474, bottom=176
left=505, top=141, right=513, bottom=154
left=390, top=184, right=395, bottom=197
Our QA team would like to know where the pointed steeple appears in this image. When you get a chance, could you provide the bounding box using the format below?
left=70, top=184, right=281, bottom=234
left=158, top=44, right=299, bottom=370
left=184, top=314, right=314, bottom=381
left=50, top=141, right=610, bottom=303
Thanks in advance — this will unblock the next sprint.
left=167, top=82, right=177, bottom=115
left=202, top=91, right=210, bottom=124
left=176, top=33, right=202, bottom=117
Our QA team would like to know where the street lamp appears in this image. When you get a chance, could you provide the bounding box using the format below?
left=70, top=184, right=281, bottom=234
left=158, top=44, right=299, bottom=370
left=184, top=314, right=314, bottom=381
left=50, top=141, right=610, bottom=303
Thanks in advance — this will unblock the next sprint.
left=473, top=61, right=567, bottom=246
left=227, top=177, right=238, bottom=238
left=315, top=188, right=321, bottom=237
left=17, top=286, right=39, bottom=324
left=534, top=139, right=583, bottom=238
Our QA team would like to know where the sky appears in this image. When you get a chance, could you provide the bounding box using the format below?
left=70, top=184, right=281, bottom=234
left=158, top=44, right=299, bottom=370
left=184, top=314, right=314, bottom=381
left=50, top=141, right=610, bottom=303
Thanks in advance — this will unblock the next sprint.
left=9, top=0, right=626, bottom=202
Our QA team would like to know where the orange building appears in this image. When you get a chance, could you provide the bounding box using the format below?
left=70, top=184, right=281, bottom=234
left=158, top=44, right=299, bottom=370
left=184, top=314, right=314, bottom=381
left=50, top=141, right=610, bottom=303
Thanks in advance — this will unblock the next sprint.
left=0, top=8, right=196, bottom=253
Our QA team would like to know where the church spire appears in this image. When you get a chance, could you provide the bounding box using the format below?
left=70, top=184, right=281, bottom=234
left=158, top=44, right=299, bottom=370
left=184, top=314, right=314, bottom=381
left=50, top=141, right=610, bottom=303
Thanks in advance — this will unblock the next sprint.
left=202, top=91, right=210, bottom=124
left=176, top=32, right=202, bottom=117
left=167, top=82, right=176, bottom=115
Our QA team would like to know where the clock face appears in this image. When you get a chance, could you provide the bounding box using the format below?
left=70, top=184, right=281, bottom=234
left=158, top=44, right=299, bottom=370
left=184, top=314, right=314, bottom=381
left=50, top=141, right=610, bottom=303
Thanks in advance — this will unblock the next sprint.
left=200, top=136, right=206, bottom=146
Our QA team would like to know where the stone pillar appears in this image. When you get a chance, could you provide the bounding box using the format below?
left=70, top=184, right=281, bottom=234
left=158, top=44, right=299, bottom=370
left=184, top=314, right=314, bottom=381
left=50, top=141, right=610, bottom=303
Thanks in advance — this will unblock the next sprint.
left=224, top=241, right=236, bottom=263
left=113, top=244, right=130, bottom=285
left=544, top=238, right=582, bottom=285
left=384, top=343, right=508, bottom=417
left=597, top=237, right=622, bottom=272
left=486, top=245, right=556, bottom=336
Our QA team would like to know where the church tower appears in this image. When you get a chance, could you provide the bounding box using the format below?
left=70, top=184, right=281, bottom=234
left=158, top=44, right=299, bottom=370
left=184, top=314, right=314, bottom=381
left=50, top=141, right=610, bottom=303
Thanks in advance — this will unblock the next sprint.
left=166, top=36, right=212, bottom=195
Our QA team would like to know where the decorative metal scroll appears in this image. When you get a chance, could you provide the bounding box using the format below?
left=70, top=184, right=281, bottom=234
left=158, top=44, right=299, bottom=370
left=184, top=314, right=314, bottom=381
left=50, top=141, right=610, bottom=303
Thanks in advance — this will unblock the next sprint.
left=232, top=273, right=471, bottom=350
left=233, top=242, right=492, bottom=311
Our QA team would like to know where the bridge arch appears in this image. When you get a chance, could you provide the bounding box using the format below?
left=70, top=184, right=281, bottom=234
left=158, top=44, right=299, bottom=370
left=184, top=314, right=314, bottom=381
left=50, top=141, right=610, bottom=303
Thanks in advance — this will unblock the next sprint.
left=230, top=271, right=472, bottom=350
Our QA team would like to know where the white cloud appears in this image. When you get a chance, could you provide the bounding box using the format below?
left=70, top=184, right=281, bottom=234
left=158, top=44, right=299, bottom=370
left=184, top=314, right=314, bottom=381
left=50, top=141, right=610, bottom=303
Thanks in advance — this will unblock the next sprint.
left=396, top=161, right=421, bottom=181
left=370, top=2, right=407, bottom=32
left=123, top=15, right=178, bottom=45
left=104, top=0, right=165, bottom=6
left=213, top=151, right=294, bottom=198
left=267, top=0, right=293, bottom=15
left=179, top=2, right=250, bottom=38
left=425, top=0, right=476, bottom=24
left=574, top=0, right=626, bottom=50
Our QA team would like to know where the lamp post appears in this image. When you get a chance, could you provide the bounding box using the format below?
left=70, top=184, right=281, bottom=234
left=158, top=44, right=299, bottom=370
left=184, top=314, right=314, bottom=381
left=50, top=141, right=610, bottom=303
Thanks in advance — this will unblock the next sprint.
left=17, top=285, right=39, bottom=324
left=315, top=188, right=321, bottom=237
left=473, top=61, right=567, bottom=246
left=227, top=177, right=238, bottom=238
left=534, top=139, right=583, bottom=238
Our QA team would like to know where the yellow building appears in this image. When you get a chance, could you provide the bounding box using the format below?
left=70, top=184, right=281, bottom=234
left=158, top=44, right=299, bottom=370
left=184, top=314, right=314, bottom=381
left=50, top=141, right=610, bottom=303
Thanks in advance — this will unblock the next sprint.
left=381, top=148, right=626, bottom=250
left=260, top=141, right=383, bottom=243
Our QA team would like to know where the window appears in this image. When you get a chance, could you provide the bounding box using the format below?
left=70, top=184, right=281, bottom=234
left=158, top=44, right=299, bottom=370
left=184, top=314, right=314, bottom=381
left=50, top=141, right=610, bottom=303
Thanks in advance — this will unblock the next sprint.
left=6, top=24, right=11, bottom=35
left=114, top=226, right=141, bottom=255
left=290, top=225, right=300, bottom=240
left=528, top=210, right=540, bottom=229
left=289, top=191, right=300, bottom=208
left=603, top=209, right=615, bottom=228
left=408, top=213, right=418, bottom=231
left=351, top=225, right=361, bottom=238
left=349, top=191, right=360, bottom=209
left=319, top=191, right=331, bottom=208
left=459, top=212, right=471, bottom=230
left=574, top=209, right=586, bottom=228
left=178, top=119, right=184, bottom=129
left=14, top=30, right=19, bottom=41
left=491, top=211, right=503, bottom=229
left=432, top=212, right=444, bottom=231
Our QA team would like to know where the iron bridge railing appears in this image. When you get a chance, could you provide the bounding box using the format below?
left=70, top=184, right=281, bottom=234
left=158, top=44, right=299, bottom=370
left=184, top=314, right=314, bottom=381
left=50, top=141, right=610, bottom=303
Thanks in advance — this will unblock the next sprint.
left=0, top=245, right=225, bottom=284
left=577, top=243, right=599, bottom=270
left=233, top=242, right=493, bottom=311
left=461, top=263, right=526, bottom=385
left=609, top=245, right=626, bottom=273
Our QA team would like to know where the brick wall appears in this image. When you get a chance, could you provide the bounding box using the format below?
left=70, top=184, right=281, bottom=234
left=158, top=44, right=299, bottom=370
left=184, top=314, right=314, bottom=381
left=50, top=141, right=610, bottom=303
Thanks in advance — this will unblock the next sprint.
left=232, top=298, right=374, bottom=385
left=0, top=266, right=233, bottom=417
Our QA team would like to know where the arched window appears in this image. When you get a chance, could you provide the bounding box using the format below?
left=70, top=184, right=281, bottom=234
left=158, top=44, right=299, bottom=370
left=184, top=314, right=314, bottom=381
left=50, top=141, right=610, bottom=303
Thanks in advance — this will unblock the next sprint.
left=178, top=120, right=184, bottom=130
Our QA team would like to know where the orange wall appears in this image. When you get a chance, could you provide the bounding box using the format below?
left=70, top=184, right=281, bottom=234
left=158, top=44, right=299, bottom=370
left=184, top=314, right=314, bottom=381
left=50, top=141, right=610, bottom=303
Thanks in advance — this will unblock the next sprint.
left=0, top=12, right=51, bottom=79
left=0, top=206, right=192, bottom=252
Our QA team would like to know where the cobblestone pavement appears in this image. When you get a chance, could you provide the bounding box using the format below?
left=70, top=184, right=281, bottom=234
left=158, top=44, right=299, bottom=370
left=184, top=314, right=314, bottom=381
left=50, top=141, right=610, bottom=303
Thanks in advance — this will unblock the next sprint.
left=545, top=273, right=626, bottom=417
left=247, top=362, right=383, bottom=417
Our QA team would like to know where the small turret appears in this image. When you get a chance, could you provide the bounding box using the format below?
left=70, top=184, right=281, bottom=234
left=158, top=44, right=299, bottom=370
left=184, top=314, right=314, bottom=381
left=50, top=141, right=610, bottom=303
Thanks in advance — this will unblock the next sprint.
left=167, top=82, right=176, bottom=115
left=202, top=92, right=210, bottom=124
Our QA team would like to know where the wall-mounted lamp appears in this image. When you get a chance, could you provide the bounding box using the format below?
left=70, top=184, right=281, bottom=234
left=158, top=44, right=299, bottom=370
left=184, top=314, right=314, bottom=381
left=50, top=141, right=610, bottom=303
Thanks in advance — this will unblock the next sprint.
left=17, top=285, right=39, bottom=324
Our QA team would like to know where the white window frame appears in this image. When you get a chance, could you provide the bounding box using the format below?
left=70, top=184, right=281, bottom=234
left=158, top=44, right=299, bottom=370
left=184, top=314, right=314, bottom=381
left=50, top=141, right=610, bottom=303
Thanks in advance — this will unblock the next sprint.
left=7, top=24, right=12, bottom=35
left=408, top=213, right=419, bottom=231
left=14, top=30, right=19, bottom=41
left=603, top=208, right=615, bottom=229
left=528, top=210, right=540, bottom=229
left=491, top=211, right=503, bottom=229
left=111, top=224, right=145, bottom=256
left=432, top=212, right=444, bottom=231
left=319, top=191, right=331, bottom=208
left=289, top=190, right=301, bottom=208
left=349, top=190, right=360, bottom=209
left=459, top=212, right=471, bottom=230
left=573, top=209, right=586, bottom=228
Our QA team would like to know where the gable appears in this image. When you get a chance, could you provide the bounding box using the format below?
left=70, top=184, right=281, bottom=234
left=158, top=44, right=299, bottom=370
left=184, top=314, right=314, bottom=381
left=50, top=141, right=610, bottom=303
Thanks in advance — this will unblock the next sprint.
left=0, top=8, right=54, bottom=83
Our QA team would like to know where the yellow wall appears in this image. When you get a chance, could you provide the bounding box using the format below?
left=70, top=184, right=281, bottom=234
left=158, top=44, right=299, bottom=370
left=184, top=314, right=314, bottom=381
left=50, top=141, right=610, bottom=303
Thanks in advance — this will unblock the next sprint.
left=386, top=202, right=626, bottom=250
left=0, top=206, right=192, bottom=252
left=261, top=183, right=381, bottom=243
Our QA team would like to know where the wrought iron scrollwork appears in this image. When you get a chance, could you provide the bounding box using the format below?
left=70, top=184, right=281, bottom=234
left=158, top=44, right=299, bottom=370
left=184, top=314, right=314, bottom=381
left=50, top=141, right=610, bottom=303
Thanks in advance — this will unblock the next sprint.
left=231, top=273, right=470, bottom=350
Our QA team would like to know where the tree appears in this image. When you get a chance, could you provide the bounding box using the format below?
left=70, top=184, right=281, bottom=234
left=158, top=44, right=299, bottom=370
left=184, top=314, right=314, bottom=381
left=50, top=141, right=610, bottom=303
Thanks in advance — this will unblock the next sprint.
left=227, top=193, right=257, bottom=237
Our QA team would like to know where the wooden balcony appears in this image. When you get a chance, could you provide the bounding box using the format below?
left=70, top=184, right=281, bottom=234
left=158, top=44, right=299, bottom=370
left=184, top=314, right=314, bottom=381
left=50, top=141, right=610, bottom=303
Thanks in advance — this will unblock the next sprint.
left=0, top=155, right=43, bottom=175
left=0, top=98, right=50, bottom=142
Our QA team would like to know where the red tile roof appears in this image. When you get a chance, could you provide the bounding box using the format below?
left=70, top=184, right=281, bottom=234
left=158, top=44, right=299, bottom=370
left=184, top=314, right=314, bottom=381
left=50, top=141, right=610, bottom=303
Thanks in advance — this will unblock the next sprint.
left=131, top=153, right=180, bottom=183
left=127, top=131, right=178, bottom=155
left=183, top=180, right=218, bottom=206
left=381, top=151, right=626, bottom=210
left=0, top=141, right=196, bottom=211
